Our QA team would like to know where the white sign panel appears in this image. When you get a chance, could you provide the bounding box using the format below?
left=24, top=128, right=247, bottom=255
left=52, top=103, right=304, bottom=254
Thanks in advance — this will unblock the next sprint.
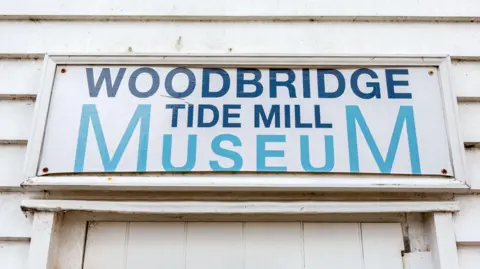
left=38, top=65, right=453, bottom=176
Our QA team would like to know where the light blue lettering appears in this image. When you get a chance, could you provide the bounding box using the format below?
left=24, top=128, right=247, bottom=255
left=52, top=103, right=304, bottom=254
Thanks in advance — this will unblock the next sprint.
left=346, top=105, right=421, bottom=174
left=74, top=104, right=151, bottom=172
left=210, top=134, right=243, bottom=171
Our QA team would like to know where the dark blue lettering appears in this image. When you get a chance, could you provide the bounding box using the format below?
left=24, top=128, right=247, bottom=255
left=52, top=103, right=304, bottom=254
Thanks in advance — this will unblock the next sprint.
left=317, top=69, right=345, bottom=98
left=165, top=104, right=185, bottom=127
left=128, top=67, right=160, bottom=98
left=202, top=68, right=230, bottom=98
left=86, top=68, right=126, bottom=97
left=254, top=105, right=280, bottom=128
left=237, top=68, right=263, bottom=98
left=351, top=68, right=380, bottom=99
left=198, top=104, right=219, bottom=128
left=386, top=69, right=411, bottom=99
left=223, top=104, right=241, bottom=128
left=165, top=67, right=196, bottom=98
left=269, top=69, right=296, bottom=98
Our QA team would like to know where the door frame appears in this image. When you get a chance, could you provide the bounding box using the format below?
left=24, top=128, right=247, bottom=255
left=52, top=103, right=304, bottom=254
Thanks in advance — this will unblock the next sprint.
left=22, top=200, right=460, bottom=269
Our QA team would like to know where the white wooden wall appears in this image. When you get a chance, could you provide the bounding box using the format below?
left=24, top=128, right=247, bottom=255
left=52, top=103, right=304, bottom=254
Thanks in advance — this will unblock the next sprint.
left=1, top=1, right=480, bottom=268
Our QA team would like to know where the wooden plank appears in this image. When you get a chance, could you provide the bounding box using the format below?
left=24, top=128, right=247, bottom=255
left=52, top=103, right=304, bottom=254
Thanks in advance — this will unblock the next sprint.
left=0, top=59, right=41, bottom=97
left=303, top=223, right=363, bottom=269
left=186, top=222, right=243, bottom=269
left=464, top=149, right=480, bottom=190
left=83, top=222, right=128, bottom=269
left=126, top=222, right=185, bottom=269
left=426, top=213, right=460, bottom=269
left=402, top=252, right=434, bottom=269
left=453, top=195, right=480, bottom=243
left=54, top=214, right=87, bottom=269
left=0, top=100, right=34, bottom=141
left=458, top=246, right=480, bottom=269
left=0, top=145, right=27, bottom=189
left=0, top=0, right=479, bottom=19
left=27, top=212, right=61, bottom=269
left=0, top=192, right=44, bottom=239
left=23, top=175, right=469, bottom=192
left=244, top=222, right=303, bottom=269
left=361, top=223, right=404, bottom=269
left=1, top=22, right=480, bottom=57
left=452, top=61, right=480, bottom=101
left=0, top=241, right=30, bottom=269
left=20, top=200, right=461, bottom=214
left=458, top=102, right=480, bottom=144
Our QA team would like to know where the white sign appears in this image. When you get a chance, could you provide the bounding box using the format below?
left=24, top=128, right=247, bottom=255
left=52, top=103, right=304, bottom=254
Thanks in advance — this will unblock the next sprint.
left=38, top=65, right=452, bottom=176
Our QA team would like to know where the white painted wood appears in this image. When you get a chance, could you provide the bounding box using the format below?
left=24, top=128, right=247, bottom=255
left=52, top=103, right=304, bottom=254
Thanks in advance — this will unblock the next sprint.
left=0, top=0, right=479, bottom=19
left=27, top=212, right=61, bottom=269
left=303, top=223, right=363, bottom=269
left=50, top=54, right=451, bottom=66
left=20, top=200, right=461, bottom=214
left=0, top=192, right=39, bottom=239
left=54, top=214, right=87, bottom=269
left=452, top=61, right=480, bottom=101
left=362, top=223, right=405, bottom=269
left=0, top=59, right=41, bottom=97
left=0, top=145, right=27, bottom=189
left=245, top=222, right=303, bottom=269
left=438, top=58, right=469, bottom=184
left=0, top=241, right=30, bottom=269
left=453, top=195, right=480, bottom=244
left=82, top=221, right=408, bottom=269
left=427, top=212, right=460, bottom=269
left=458, top=102, right=480, bottom=144
left=186, top=222, right=244, bottom=269
left=24, top=55, right=56, bottom=178
left=126, top=222, right=186, bottom=269
left=0, top=100, right=34, bottom=142
left=464, top=149, right=480, bottom=190
left=83, top=222, right=128, bottom=269
left=22, top=175, right=469, bottom=192
left=402, top=252, right=434, bottom=269
left=458, top=246, right=480, bottom=269
left=1, top=22, right=480, bottom=57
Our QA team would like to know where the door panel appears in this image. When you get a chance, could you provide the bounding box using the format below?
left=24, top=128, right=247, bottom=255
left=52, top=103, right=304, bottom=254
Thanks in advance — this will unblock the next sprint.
left=83, top=221, right=405, bottom=269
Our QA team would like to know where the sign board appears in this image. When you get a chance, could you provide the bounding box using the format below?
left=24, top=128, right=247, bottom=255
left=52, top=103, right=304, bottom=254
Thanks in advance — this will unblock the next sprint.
left=34, top=58, right=456, bottom=177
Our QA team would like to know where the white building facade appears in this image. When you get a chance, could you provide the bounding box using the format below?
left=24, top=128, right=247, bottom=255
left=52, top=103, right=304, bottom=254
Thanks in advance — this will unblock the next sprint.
left=1, top=1, right=480, bottom=269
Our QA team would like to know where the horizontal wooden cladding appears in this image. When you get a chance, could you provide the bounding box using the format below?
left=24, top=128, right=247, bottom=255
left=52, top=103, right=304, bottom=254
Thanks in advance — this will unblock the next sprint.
left=0, top=100, right=33, bottom=142
left=0, top=59, right=41, bottom=98
left=0, top=192, right=43, bottom=239
left=459, top=246, right=480, bottom=269
left=452, top=195, right=480, bottom=244
left=0, top=145, right=27, bottom=189
left=0, top=241, right=29, bottom=269
left=458, top=103, right=480, bottom=145
left=452, top=61, right=480, bottom=101
left=1, top=22, right=480, bottom=57
left=0, top=0, right=479, bottom=21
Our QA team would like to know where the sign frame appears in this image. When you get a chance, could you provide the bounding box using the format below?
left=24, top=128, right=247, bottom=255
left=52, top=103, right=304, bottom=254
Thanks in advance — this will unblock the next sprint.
left=22, top=54, right=469, bottom=192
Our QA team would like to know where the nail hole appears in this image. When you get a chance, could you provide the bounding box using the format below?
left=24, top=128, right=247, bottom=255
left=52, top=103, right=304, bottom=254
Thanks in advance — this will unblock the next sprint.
left=428, top=70, right=434, bottom=76
left=61, top=68, right=66, bottom=73
left=42, top=167, right=49, bottom=173
left=441, top=169, right=448, bottom=174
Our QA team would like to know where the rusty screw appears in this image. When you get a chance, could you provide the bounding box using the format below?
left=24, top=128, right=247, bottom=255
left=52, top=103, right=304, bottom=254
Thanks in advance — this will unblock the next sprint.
left=441, top=169, right=448, bottom=175
left=42, top=167, right=49, bottom=173
left=428, top=70, right=434, bottom=76
left=61, top=68, right=67, bottom=73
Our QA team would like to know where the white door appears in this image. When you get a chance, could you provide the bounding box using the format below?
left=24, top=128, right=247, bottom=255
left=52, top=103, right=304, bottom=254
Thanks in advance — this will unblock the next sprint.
left=83, top=222, right=405, bottom=269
